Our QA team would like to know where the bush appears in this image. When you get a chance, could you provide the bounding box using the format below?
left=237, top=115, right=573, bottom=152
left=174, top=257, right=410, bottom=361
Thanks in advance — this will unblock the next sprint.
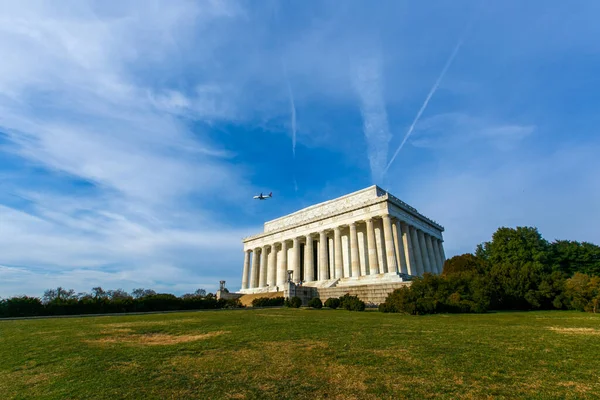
left=308, top=297, right=323, bottom=309
left=0, top=296, right=44, bottom=318
left=324, top=298, right=341, bottom=309
left=339, top=294, right=365, bottom=311
left=379, top=274, right=490, bottom=315
left=222, top=298, right=244, bottom=309
left=251, top=297, right=285, bottom=307
left=284, top=296, right=302, bottom=308
left=564, top=273, right=600, bottom=313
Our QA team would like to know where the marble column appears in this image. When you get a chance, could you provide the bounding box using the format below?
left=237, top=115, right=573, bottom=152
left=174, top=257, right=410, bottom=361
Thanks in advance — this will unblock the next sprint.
left=349, top=222, right=360, bottom=277
left=277, top=241, right=288, bottom=286
left=334, top=227, right=343, bottom=279
left=382, top=215, right=398, bottom=274
left=410, top=226, right=424, bottom=276
left=242, top=249, right=251, bottom=290
left=292, top=237, right=301, bottom=283
left=430, top=236, right=442, bottom=274
left=365, top=218, right=379, bottom=275
left=402, top=222, right=417, bottom=276
left=437, top=240, right=444, bottom=274
left=425, top=235, right=437, bottom=275
left=328, top=237, right=335, bottom=278
left=304, top=234, right=315, bottom=282
left=319, top=231, right=329, bottom=280
left=394, top=220, right=408, bottom=274
left=259, top=245, right=268, bottom=287
left=251, top=247, right=261, bottom=288
left=418, top=230, right=432, bottom=274
left=267, top=245, right=277, bottom=287
left=438, top=240, right=446, bottom=270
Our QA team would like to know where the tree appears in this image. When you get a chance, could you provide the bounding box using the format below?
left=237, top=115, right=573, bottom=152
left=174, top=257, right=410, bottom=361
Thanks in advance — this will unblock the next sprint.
left=0, top=296, right=44, bottom=317
left=92, top=287, right=108, bottom=300
left=181, top=288, right=207, bottom=299
left=476, top=226, right=550, bottom=265
left=564, top=273, right=600, bottom=313
left=442, top=254, right=487, bottom=276
left=43, top=287, right=76, bottom=304
left=107, top=289, right=131, bottom=301
left=550, top=240, right=600, bottom=277
left=132, top=288, right=156, bottom=299
left=475, top=227, right=558, bottom=310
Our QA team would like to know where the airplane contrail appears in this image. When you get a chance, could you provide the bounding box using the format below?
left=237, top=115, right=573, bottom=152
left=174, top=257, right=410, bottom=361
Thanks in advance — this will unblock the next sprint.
left=282, top=59, right=299, bottom=191
left=287, top=79, right=297, bottom=158
left=282, top=60, right=297, bottom=158
left=384, top=21, right=474, bottom=175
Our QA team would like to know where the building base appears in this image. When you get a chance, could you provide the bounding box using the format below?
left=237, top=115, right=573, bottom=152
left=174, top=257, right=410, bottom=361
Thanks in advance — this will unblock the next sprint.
left=237, top=272, right=415, bottom=306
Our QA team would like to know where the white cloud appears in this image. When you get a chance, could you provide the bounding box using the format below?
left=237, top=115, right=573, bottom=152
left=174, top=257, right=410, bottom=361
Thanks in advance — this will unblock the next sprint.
left=0, top=1, right=259, bottom=297
left=351, top=55, right=391, bottom=184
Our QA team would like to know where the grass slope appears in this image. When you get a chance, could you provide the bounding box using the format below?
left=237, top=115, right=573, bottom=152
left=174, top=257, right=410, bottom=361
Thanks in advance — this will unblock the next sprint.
left=1, top=309, right=599, bottom=399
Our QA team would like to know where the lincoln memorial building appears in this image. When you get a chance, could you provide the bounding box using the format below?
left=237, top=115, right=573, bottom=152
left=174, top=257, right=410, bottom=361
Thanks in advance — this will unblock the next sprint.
left=238, top=185, right=445, bottom=304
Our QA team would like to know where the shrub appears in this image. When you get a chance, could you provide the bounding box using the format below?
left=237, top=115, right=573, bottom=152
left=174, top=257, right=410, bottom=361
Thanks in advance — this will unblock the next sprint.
left=564, top=273, right=600, bottom=313
left=251, top=297, right=285, bottom=307
left=222, top=298, right=244, bottom=309
left=324, top=298, right=341, bottom=309
left=0, top=296, right=44, bottom=318
left=379, top=274, right=490, bottom=315
left=308, top=297, right=323, bottom=309
left=284, top=296, right=302, bottom=308
left=339, top=294, right=365, bottom=311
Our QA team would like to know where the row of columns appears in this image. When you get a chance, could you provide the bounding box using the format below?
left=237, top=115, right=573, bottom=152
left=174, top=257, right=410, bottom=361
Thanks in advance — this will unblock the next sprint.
left=241, top=214, right=446, bottom=290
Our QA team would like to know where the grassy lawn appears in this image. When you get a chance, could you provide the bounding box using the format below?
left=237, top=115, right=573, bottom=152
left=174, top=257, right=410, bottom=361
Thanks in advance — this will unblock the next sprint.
left=1, top=309, right=599, bottom=399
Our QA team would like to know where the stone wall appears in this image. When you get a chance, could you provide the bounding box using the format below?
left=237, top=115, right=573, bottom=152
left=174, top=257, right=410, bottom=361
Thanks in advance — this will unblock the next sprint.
left=238, top=281, right=412, bottom=307
left=238, top=291, right=284, bottom=307
left=315, top=282, right=411, bottom=307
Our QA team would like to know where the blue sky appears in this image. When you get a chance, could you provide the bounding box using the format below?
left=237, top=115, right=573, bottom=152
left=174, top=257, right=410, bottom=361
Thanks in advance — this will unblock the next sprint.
left=1, top=0, right=599, bottom=297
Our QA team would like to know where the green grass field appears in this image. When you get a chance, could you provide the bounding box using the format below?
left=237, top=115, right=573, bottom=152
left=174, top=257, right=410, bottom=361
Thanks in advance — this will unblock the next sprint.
left=1, top=309, right=599, bottom=399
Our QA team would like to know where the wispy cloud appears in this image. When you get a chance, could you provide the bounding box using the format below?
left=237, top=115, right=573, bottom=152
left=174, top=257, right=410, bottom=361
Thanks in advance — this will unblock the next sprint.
left=409, top=113, right=535, bottom=151
left=351, top=56, right=391, bottom=184
left=0, top=1, right=256, bottom=297
left=1, top=1, right=599, bottom=297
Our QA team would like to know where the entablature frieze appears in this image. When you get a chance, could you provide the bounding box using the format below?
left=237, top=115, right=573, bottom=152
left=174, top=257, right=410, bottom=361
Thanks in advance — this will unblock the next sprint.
left=243, top=198, right=444, bottom=249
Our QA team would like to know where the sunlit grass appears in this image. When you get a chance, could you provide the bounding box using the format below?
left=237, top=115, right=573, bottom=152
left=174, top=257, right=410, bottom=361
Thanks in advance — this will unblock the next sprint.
left=1, top=309, right=599, bottom=399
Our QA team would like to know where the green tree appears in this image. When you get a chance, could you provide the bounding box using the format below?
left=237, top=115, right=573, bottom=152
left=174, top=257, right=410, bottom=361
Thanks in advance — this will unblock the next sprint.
left=564, top=273, right=600, bottom=313
left=476, top=226, right=550, bottom=265
left=550, top=240, right=600, bottom=277
left=442, top=254, right=487, bottom=276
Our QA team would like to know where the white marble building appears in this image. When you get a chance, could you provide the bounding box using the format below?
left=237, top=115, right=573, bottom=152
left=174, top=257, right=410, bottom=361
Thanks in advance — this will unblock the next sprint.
left=239, top=185, right=445, bottom=294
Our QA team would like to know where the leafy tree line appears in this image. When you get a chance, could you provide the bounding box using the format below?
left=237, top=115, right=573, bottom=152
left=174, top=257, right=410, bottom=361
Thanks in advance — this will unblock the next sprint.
left=0, top=287, right=241, bottom=318
left=380, top=226, right=600, bottom=314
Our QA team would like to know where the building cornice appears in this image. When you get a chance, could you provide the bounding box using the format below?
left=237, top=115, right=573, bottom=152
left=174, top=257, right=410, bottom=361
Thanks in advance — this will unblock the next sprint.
left=242, top=185, right=443, bottom=243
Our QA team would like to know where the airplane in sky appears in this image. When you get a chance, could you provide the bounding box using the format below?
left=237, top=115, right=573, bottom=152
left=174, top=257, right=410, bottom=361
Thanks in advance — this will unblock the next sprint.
left=253, top=192, right=272, bottom=200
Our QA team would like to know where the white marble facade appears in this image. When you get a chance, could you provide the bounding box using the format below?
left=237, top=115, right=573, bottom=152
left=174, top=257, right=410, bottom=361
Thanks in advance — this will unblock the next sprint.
left=240, top=185, right=446, bottom=293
